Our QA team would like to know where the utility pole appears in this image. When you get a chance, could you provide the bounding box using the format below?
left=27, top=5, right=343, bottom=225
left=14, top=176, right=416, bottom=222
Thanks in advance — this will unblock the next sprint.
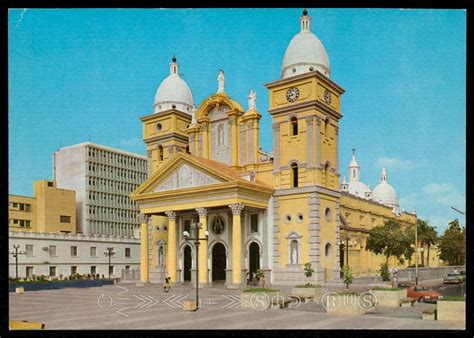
left=10, top=245, right=26, bottom=280
left=104, top=247, right=115, bottom=279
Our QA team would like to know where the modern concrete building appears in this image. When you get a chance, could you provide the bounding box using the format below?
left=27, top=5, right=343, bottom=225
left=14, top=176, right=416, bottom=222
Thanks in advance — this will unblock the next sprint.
left=9, top=180, right=76, bottom=234
left=53, top=142, right=148, bottom=237
left=9, top=231, right=140, bottom=279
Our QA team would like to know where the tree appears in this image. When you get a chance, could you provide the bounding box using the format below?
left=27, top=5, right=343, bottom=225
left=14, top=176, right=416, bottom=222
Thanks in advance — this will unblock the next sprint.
left=303, top=262, right=314, bottom=285
left=415, top=219, right=438, bottom=266
left=365, top=220, right=412, bottom=264
left=342, top=265, right=353, bottom=289
left=438, top=219, right=465, bottom=266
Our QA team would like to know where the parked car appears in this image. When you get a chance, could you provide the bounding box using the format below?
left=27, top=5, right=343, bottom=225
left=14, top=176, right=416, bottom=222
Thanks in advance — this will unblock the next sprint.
left=444, top=273, right=464, bottom=284
left=407, top=285, right=442, bottom=303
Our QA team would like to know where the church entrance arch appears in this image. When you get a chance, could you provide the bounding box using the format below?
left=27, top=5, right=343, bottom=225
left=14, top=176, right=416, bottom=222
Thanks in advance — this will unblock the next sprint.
left=212, top=242, right=226, bottom=283
left=249, top=242, right=260, bottom=283
left=183, top=245, right=192, bottom=282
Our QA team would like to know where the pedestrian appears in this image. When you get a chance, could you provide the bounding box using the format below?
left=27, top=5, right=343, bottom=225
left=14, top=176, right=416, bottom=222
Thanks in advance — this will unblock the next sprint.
left=246, top=271, right=250, bottom=286
left=163, top=277, right=170, bottom=293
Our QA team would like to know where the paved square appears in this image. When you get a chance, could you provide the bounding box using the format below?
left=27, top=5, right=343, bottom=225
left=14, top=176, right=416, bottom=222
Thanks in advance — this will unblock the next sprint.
left=9, top=284, right=465, bottom=330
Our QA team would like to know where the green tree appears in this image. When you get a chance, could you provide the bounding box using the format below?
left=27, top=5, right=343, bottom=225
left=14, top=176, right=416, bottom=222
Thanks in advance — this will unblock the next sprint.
left=414, top=219, right=438, bottom=266
left=379, top=262, right=390, bottom=281
left=365, top=220, right=411, bottom=264
left=439, top=219, right=465, bottom=266
left=303, top=262, right=314, bottom=284
left=342, top=265, right=353, bottom=289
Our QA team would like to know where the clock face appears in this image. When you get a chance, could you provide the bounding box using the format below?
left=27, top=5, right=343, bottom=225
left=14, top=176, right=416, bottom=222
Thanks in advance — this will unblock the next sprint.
left=286, top=87, right=299, bottom=102
left=324, top=89, right=332, bottom=105
left=211, top=216, right=225, bottom=235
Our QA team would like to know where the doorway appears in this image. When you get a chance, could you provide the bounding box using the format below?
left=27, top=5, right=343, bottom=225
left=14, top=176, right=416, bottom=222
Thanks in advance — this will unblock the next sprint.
left=249, top=242, right=260, bottom=284
left=183, top=245, right=192, bottom=282
left=212, top=242, right=226, bottom=283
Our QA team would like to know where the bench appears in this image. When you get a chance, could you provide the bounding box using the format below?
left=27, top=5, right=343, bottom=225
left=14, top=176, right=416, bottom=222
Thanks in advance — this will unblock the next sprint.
left=400, top=298, right=416, bottom=307
left=422, top=308, right=436, bottom=320
left=9, top=320, right=45, bottom=330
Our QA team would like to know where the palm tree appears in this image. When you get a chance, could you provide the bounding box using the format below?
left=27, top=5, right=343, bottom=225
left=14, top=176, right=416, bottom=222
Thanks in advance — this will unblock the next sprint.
left=416, top=219, right=438, bottom=266
left=424, top=225, right=438, bottom=266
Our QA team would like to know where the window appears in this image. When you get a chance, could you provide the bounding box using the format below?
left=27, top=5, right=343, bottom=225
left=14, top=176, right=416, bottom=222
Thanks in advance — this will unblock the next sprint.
left=25, top=220, right=31, bottom=228
left=13, top=202, right=18, bottom=208
left=19, top=220, right=25, bottom=227
left=49, top=245, right=57, bottom=257
left=19, top=203, right=25, bottom=211
left=290, top=116, right=298, bottom=136
left=158, top=145, right=164, bottom=161
left=25, top=204, right=31, bottom=212
left=291, top=163, right=299, bottom=188
left=125, top=248, right=131, bottom=257
left=48, top=181, right=54, bottom=187
left=184, top=220, right=191, bottom=236
left=25, top=244, right=33, bottom=256
left=250, top=214, right=259, bottom=233
left=125, top=265, right=130, bottom=271
left=109, top=266, right=114, bottom=276
left=71, top=266, right=77, bottom=275
left=90, top=247, right=97, bottom=257
left=91, top=266, right=97, bottom=274
left=26, top=266, right=34, bottom=278
left=71, top=246, right=78, bottom=257
left=60, top=215, right=71, bottom=223
left=49, top=266, right=57, bottom=277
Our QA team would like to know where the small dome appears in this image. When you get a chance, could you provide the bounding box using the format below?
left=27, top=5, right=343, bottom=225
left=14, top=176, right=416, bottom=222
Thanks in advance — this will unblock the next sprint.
left=154, top=57, right=194, bottom=114
left=347, top=180, right=371, bottom=199
left=372, top=168, right=399, bottom=208
left=281, top=10, right=330, bottom=79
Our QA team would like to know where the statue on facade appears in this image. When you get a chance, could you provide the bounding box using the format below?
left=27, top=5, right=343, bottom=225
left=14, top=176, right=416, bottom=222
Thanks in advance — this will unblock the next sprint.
left=158, top=246, right=164, bottom=267
left=248, top=90, right=257, bottom=111
left=292, top=247, right=298, bottom=264
left=217, top=69, right=225, bottom=93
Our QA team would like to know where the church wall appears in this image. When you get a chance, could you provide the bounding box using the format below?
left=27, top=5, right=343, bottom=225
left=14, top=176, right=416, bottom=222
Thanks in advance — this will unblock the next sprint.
left=318, top=193, right=339, bottom=281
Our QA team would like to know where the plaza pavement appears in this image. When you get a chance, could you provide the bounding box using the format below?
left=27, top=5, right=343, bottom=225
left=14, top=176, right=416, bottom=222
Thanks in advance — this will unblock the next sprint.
left=9, top=283, right=465, bottom=330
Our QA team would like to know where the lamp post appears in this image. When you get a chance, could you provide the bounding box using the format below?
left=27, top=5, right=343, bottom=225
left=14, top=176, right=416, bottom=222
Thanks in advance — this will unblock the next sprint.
left=413, top=208, right=418, bottom=286
left=451, top=206, right=465, bottom=215
left=10, top=245, right=26, bottom=280
left=337, top=236, right=357, bottom=278
left=104, top=247, right=115, bottom=279
left=183, top=222, right=209, bottom=311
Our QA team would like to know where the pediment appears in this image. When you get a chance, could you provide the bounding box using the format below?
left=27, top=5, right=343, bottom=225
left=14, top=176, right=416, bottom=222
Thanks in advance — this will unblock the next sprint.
left=152, top=163, right=224, bottom=192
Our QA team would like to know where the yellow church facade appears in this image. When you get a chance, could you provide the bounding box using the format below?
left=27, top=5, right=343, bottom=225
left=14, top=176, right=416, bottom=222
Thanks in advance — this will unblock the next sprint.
left=131, top=10, right=439, bottom=287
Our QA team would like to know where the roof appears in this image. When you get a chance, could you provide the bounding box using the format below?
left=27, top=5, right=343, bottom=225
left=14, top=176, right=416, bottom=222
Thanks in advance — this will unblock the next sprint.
left=55, top=142, right=147, bottom=160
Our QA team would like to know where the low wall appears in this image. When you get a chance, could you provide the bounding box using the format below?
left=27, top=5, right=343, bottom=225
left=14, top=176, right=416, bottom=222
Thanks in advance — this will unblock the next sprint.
left=437, top=300, right=465, bottom=322
left=9, top=279, right=114, bottom=292
left=397, top=266, right=465, bottom=282
left=372, top=289, right=407, bottom=307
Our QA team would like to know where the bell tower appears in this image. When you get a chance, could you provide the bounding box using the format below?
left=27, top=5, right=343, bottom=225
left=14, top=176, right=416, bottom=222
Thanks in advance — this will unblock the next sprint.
left=140, top=56, right=193, bottom=176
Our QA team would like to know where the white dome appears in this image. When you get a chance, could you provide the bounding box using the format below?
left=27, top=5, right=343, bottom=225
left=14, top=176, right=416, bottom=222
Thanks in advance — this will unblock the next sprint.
left=281, top=11, right=330, bottom=79
left=372, top=168, right=399, bottom=209
left=347, top=180, right=370, bottom=199
left=154, top=58, right=194, bottom=114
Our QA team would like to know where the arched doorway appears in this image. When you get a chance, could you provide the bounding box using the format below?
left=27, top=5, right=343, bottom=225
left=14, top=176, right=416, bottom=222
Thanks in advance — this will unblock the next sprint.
left=249, top=242, right=260, bottom=283
left=212, top=242, right=226, bottom=283
left=183, top=245, right=192, bottom=282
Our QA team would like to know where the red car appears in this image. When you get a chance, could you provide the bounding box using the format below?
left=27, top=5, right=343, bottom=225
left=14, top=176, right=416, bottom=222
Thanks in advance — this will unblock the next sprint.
left=407, top=285, right=442, bottom=303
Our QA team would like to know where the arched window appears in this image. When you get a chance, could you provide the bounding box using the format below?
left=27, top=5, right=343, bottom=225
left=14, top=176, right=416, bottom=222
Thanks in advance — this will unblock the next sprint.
left=324, top=117, right=329, bottom=135
left=158, top=145, right=164, bottom=161
left=290, top=116, right=298, bottom=136
left=291, top=163, right=299, bottom=188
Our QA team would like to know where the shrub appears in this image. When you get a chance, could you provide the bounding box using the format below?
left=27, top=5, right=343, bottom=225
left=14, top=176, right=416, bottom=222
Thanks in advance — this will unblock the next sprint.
left=303, top=262, right=314, bottom=281
left=242, top=288, right=279, bottom=293
left=295, top=283, right=321, bottom=288
left=380, top=263, right=390, bottom=281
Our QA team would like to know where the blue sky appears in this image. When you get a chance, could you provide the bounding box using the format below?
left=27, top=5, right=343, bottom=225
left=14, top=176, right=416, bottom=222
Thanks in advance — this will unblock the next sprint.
left=8, top=8, right=466, bottom=233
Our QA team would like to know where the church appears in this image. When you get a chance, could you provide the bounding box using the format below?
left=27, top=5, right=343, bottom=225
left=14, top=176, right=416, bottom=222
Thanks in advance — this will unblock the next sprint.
left=130, top=10, right=433, bottom=287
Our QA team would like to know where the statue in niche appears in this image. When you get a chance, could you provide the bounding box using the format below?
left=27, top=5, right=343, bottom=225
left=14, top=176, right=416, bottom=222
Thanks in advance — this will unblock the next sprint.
left=191, top=105, right=197, bottom=124
left=291, top=240, right=298, bottom=264
left=158, top=246, right=164, bottom=267
left=248, top=90, right=257, bottom=111
left=217, top=69, right=225, bottom=93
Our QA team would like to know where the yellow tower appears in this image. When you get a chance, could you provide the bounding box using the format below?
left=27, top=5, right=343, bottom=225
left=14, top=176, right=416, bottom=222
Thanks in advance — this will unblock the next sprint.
left=266, top=9, right=345, bottom=283
left=140, top=56, right=193, bottom=176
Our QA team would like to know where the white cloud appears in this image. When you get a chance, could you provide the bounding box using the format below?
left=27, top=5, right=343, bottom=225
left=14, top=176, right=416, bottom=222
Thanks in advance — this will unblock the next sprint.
left=375, top=157, right=419, bottom=171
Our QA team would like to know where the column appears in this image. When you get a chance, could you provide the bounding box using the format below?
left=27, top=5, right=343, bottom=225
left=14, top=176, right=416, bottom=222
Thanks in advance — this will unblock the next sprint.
left=165, top=210, right=177, bottom=282
left=196, top=207, right=208, bottom=285
left=201, top=122, right=209, bottom=158
left=139, top=213, right=150, bottom=283
left=229, top=203, right=245, bottom=286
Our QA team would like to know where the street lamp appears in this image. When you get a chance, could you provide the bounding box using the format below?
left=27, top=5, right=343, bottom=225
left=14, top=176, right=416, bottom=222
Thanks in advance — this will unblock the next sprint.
left=451, top=207, right=465, bottom=215
left=337, top=236, right=357, bottom=278
left=183, top=222, right=209, bottom=312
left=104, top=247, right=116, bottom=279
left=10, top=244, right=26, bottom=280
left=413, top=208, right=418, bottom=286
